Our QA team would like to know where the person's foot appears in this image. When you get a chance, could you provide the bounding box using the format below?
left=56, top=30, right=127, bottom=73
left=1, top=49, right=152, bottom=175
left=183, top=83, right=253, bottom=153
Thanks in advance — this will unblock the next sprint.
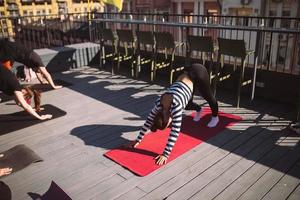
left=207, top=116, right=219, bottom=128
left=53, top=85, right=63, bottom=90
left=193, top=108, right=202, bottom=122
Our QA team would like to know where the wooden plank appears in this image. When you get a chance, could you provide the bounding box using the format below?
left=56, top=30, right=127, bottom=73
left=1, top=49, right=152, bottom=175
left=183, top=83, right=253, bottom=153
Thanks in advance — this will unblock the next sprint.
left=238, top=145, right=300, bottom=200
left=115, top=187, right=147, bottom=200
left=146, top=127, right=280, bottom=200
left=74, top=174, right=126, bottom=200
left=213, top=135, right=295, bottom=200
left=262, top=160, right=300, bottom=200
left=187, top=129, right=293, bottom=200
left=287, top=184, right=300, bottom=200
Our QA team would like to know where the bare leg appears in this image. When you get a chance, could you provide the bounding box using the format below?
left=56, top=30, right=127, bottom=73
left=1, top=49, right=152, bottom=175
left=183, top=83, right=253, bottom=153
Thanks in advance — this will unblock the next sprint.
left=38, top=67, right=62, bottom=89
left=0, top=154, right=13, bottom=177
left=35, top=72, right=48, bottom=84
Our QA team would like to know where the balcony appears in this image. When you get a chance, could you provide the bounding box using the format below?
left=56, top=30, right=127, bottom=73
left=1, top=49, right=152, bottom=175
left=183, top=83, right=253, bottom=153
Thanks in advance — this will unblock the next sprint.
left=7, top=5, right=19, bottom=11
left=7, top=0, right=17, bottom=3
left=34, top=0, right=51, bottom=4
left=9, top=12, right=19, bottom=17
left=20, top=0, right=33, bottom=4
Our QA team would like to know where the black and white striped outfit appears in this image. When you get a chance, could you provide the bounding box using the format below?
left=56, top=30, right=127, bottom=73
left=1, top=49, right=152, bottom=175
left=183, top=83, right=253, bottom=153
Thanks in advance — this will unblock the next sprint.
left=136, top=81, right=192, bottom=158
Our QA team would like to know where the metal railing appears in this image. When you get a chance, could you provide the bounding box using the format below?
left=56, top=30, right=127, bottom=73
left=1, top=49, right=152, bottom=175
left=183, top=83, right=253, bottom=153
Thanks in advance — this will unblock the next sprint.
left=1, top=12, right=300, bottom=75
left=90, top=17, right=300, bottom=75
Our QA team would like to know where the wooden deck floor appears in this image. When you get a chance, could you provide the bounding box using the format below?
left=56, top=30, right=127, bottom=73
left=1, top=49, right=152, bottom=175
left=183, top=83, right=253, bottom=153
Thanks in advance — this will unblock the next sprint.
left=0, top=66, right=299, bottom=200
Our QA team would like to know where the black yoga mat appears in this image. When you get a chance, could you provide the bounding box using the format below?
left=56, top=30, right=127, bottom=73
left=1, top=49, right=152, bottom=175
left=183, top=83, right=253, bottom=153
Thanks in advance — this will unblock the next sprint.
left=26, top=79, right=73, bottom=92
left=0, top=80, right=73, bottom=103
left=0, top=181, right=11, bottom=200
left=28, top=181, right=72, bottom=200
left=0, top=93, right=12, bottom=104
left=0, top=104, right=67, bottom=135
left=0, top=144, right=43, bottom=177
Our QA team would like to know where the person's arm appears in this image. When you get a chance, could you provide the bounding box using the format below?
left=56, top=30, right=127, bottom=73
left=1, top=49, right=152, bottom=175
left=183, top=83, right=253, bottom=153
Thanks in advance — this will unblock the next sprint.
left=136, top=101, right=162, bottom=143
left=38, top=67, right=62, bottom=89
left=14, top=91, right=52, bottom=120
left=156, top=103, right=183, bottom=165
left=162, top=106, right=183, bottom=157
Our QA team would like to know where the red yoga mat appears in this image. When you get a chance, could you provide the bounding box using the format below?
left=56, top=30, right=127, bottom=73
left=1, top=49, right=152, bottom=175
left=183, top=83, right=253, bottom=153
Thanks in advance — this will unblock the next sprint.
left=104, top=108, right=242, bottom=176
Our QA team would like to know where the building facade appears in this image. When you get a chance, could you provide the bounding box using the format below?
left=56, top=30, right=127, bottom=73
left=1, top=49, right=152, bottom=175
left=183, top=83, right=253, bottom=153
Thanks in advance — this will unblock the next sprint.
left=0, top=0, right=104, bottom=18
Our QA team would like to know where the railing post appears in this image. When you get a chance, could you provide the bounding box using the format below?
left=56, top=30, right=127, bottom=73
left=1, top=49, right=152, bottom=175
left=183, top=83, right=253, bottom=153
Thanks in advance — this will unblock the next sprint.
left=46, top=24, right=50, bottom=48
left=88, top=13, right=92, bottom=42
left=251, top=29, right=262, bottom=101
left=135, top=23, right=140, bottom=78
left=185, top=26, right=190, bottom=67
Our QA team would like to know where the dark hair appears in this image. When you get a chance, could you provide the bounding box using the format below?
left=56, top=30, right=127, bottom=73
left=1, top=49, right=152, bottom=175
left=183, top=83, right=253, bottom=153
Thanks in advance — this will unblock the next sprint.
left=150, top=109, right=171, bottom=132
left=24, top=86, right=41, bottom=112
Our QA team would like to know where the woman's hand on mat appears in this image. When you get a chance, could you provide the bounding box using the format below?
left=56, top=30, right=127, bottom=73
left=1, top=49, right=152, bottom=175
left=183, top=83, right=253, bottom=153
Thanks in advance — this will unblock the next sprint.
left=40, top=114, right=52, bottom=120
left=0, top=167, right=12, bottom=177
left=124, top=141, right=140, bottom=148
left=155, top=154, right=168, bottom=165
left=53, top=85, right=63, bottom=90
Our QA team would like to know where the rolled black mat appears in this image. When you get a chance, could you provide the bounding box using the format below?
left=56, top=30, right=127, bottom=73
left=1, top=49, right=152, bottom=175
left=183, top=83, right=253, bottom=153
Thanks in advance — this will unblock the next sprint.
left=26, top=79, right=73, bottom=92
left=28, top=181, right=72, bottom=200
left=0, top=104, right=67, bottom=135
left=0, top=144, right=43, bottom=177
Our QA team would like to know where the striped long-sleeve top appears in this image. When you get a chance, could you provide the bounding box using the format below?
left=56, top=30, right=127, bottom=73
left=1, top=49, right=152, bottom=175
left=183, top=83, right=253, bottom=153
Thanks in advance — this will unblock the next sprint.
left=136, top=81, right=193, bottom=158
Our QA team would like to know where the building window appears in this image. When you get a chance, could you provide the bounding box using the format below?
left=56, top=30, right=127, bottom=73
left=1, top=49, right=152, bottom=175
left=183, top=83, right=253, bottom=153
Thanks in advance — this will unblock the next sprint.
left=23, top=10, right=28, bottom=16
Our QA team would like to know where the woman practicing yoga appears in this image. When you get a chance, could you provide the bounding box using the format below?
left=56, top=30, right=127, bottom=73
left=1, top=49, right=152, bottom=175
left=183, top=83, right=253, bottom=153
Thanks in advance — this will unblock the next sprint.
left=128, top=63, right=219, bottom=165
left=0, top=38, right=62, bottom=89
left=0, top=64, right=52, bottom=120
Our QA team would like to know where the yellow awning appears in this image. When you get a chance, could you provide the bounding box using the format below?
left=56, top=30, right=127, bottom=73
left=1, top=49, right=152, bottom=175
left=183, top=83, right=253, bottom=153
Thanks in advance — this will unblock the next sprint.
left=103, top=0, right=123, bottom=12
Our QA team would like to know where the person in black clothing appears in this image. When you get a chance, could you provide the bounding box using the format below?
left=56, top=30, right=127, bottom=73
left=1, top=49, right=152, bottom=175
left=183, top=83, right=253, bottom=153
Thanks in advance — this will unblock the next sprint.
left=0, top=39, right=62, bottom=89
left=0, top=64, right=52, bottom=120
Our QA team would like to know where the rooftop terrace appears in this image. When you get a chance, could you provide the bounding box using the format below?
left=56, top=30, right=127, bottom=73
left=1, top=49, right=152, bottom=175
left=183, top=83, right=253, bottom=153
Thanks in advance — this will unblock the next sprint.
left=0, top=65, right=299, bottom=200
